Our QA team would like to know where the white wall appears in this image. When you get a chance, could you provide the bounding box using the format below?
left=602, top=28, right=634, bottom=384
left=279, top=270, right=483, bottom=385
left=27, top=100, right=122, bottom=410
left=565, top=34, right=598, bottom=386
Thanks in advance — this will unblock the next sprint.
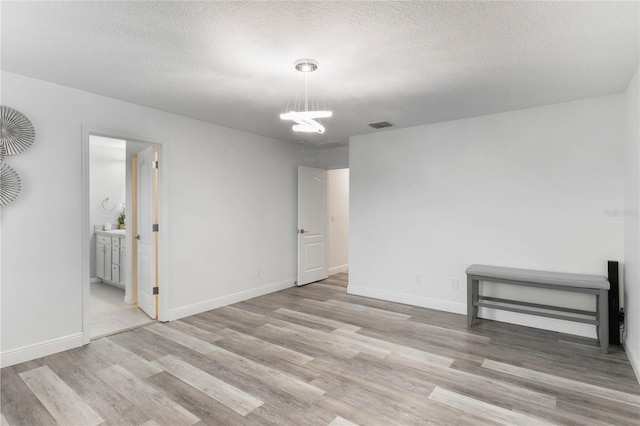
left=89, top=136, right=126, bottom=279
left=624, top=65, right=640, bottom=381
left=328, top=169, right=349, bottom=274
left=304, top=146, right=349, bottom=170
left=322, top=146, right=349, bottom=169
left=0, top=72, right=303, bottom=366
left=349, top=95, right=625, bottom=338
left=168, top=124, right=300, bottom=318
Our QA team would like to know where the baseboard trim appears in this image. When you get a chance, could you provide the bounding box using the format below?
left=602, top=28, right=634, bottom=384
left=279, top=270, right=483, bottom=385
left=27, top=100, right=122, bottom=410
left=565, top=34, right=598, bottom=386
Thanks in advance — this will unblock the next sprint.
left=0, top=333, right=84, bottom=368
left=347, top=285, right=598, bottom=339
left=347, top=285, right=467, bottom=315
left=329, top=264, right=349, bottom=275
left=624, top=338, right=640, bottom=385
left=169, top=278, right=296, bottom=321
left=90, top=277, right=102, bottom=284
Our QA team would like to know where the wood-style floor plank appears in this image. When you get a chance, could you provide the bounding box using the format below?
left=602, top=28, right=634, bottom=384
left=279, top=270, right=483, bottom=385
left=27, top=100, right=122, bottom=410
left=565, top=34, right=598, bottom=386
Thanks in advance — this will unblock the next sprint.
left=213, top=330, right=321, bottom=383
left=152, top=354, right=264, bottom=416
left=206, top=346, right=326, bottom=402
left=165, top=319, right=225, bottom=344
left=274, top=307, right=362, bottom=332
left=96, top=364, right=200, bottom=425
left=482, top=359, right=640, bottom=408
left=90, top=337, right=162, bottom=378
left=312, top=393, right=411, bottom=426
left=19, top=366, right=104, bottom=426
left=2, top=272, right=639, bottom=426
left=42, top=349, right=152, bottom=426
left=219, top=327, right=314, bottom=366
left=1, top=366, right=57, bottom=426
left=385, top=352, right=558, bottom=411
left=428, top=386, right=552, bottom=426
left=256, top=323, right=360, bottom=359
left=333, top=328, right=455, bottom=367
left=145, top=322, right=219, bottom=354
left=145, top=371, right=258, bottom=426
left=328, top=415, right=358, bottom=426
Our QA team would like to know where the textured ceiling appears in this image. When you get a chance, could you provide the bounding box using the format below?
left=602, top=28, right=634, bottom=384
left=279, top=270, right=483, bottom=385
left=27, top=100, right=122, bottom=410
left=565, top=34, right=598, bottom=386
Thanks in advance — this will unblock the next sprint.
left=1, top=1, right=638, bottom=147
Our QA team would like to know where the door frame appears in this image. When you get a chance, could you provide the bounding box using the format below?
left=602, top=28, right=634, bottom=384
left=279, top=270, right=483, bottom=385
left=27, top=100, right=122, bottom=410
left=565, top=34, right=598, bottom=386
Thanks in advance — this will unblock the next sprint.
left=81, top=125, right=169, bottom=345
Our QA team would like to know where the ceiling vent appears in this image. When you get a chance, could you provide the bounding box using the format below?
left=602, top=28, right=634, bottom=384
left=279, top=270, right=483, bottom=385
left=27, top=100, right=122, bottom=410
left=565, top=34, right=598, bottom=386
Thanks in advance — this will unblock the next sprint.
left=368, top=121, right=393, bottom=129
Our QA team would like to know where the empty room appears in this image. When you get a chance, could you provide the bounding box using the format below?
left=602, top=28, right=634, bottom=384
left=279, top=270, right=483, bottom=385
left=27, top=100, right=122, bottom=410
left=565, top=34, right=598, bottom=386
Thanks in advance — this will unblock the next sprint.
left=1, top=1, right=639, bottom=425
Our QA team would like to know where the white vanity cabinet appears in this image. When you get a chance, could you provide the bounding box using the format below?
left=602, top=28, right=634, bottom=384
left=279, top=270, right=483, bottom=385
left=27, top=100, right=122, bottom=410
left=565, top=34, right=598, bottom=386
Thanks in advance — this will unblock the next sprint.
left=96, top=231, right=126, bottom=287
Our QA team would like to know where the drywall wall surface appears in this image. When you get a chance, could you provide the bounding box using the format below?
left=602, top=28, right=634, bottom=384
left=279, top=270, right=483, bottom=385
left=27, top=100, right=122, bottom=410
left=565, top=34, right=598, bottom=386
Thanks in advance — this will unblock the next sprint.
left=167, top=123, right=299, bottom=314
left=317, top=146, right=349, bottom=169
left=624, top=65, right=640, bottom=381
left=0, top=71, right=301, bottom=363
left=349, top=94, right=625, bottom=337
left=328, top=168, right=349, bottom=274
left=300, top=146, right=349, bottom=170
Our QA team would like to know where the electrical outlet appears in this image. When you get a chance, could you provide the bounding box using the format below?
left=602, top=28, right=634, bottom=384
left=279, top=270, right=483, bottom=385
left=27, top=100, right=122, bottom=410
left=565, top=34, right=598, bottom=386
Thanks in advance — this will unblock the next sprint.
left=256, top=268, right=262, bottom=277
left=415, top=275, right=422, bottom=285
left=451, top=278, right=459, bottom=289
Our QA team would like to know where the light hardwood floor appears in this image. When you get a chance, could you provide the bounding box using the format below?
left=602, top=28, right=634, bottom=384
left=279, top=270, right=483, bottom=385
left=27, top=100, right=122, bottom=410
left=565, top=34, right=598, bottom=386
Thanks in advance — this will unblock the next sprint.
left=2, top=273, right=639, bottom=425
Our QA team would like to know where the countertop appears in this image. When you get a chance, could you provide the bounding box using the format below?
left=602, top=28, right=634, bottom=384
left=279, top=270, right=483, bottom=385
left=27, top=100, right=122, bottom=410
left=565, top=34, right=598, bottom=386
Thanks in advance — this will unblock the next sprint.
left=95, top=229, right=126, bottom=237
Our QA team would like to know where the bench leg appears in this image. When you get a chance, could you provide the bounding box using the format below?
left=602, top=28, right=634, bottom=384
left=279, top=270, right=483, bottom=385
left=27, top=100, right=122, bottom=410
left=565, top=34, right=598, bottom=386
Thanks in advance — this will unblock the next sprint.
left=598, top=289, right=609, bottom=354
left=467, top=275, right=478, bottom=328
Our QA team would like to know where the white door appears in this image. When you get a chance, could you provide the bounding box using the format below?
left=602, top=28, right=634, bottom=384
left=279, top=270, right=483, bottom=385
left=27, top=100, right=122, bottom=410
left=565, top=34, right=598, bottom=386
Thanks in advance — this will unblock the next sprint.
left=298, top=166, right=329, bottom=286
left=137, top=146, right=158, bottom=319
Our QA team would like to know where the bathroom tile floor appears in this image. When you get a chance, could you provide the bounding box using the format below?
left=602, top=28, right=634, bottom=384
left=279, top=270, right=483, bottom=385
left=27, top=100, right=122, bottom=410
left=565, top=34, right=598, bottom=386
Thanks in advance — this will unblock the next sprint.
left=90, top=281, right=154, bottom=339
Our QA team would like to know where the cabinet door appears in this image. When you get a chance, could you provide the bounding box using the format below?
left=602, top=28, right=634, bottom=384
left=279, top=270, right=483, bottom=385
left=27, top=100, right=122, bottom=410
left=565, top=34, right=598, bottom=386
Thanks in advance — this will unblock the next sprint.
left=111, top=265, right=120, bottom=285
left=96, top=244, right=105, bottom=279
left=104, top=244, right=112, bottom=281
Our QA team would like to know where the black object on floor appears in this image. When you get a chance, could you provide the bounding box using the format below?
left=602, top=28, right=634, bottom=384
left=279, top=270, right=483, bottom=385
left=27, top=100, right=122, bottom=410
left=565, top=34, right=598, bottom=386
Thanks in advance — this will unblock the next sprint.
left=608, top=260, right=620, bottom=345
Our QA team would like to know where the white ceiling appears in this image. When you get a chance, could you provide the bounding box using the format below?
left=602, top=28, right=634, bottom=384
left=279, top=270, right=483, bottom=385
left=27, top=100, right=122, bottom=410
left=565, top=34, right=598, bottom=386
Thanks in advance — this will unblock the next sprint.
left=1, top=1, right=638, bottom=147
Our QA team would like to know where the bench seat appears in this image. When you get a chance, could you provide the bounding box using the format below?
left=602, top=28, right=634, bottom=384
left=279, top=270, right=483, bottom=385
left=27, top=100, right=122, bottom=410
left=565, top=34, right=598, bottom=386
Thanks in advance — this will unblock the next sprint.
left=466, top=264, right=610, bottom=290
left=466, top=264, right=609, bottom=353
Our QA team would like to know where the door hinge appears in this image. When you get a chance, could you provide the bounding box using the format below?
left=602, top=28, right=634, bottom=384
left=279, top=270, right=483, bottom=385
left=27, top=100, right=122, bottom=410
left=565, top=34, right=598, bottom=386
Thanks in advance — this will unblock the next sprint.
left=153, top=287, right=159, bottom=295
left=153, top=160, right=159, bottom=169
left=152, top=223, right=159, bottom=232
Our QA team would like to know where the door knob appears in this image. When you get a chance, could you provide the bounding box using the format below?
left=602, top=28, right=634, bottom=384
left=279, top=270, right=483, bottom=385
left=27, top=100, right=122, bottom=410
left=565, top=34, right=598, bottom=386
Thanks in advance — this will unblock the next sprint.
left=299, top=229, right=307, bottom=234
left=136, top=235, right=141, bottom=240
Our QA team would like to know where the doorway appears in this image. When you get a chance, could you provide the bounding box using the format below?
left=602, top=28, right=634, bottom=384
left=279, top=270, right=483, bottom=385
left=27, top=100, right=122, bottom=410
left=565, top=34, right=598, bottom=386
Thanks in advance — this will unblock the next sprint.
left=297, top=166, right=349, bottom=285
left=82, top=128, right=167, bottom=344
left=88, top=136, right=154, bottom=338
left=327, top=168, right=349, bottom=276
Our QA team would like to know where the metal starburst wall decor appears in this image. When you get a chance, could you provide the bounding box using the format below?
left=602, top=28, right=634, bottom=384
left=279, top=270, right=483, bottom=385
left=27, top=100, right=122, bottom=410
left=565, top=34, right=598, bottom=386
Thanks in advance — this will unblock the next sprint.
left=0, top=106, right=35, bottom=207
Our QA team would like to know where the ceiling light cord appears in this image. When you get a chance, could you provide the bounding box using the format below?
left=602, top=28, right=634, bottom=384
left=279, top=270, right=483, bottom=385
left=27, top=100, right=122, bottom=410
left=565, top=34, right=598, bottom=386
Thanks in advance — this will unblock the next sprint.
left=304, top=70, right=309, bottom=112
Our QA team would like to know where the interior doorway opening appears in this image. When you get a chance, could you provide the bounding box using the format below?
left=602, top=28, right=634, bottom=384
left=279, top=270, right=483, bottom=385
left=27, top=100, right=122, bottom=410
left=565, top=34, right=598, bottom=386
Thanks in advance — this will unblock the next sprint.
left=327, top=168, right=349, bottom=276
left=86, top=135, right=159, bottom=339
left=297, top=166, right=349, bottom=286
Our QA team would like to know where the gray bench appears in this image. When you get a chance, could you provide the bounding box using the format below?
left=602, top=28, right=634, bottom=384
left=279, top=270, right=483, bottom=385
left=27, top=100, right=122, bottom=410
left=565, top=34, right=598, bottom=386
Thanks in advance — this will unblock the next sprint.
left=466, top=264, right=610, bottom=353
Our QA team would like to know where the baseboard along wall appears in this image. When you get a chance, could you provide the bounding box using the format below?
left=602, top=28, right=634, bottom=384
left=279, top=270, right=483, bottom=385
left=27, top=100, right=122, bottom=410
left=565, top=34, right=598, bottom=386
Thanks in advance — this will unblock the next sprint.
left=169, top=278, right=296, bottom=321
left=1, top=333, right=84, bottom=368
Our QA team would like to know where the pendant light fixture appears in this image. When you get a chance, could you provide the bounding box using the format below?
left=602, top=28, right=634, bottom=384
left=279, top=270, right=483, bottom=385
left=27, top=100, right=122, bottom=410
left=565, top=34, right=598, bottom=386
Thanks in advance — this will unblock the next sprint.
left=280, top=59, right=332, bottom=134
